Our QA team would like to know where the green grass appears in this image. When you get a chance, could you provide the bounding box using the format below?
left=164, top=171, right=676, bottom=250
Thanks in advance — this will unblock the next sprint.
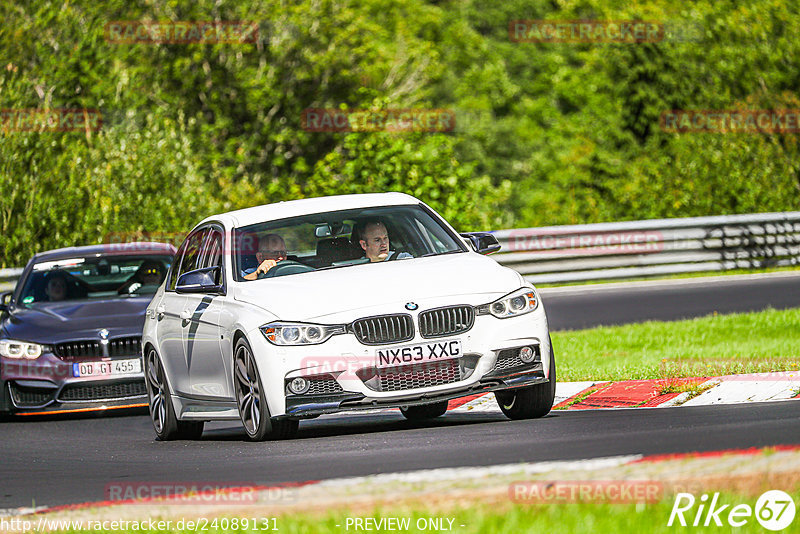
left=536, top=264, right=800, bottom=288
left=552, top=307, right=800, bottom=381
left=47, top=490, right=800, bottom=533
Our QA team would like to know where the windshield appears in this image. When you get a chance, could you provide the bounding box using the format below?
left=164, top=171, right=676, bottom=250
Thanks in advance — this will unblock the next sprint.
left=233, top=204, right=466, bottom=281
left=18, top=254, right=173, bottom=304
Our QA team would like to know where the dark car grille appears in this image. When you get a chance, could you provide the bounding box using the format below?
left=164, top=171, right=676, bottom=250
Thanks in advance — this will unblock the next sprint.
left=359, top=359, right=463, bottom=392
left=8, top=383, right=53, bottom=407
left=55, top=337, right=141, bottom=361
left=351, top=314, right=414, bottom=345
left=108, top=337, right=142, bottom=357
left=58, top=380, right=147, bottom=402
left=419, top=305, right=475, bottom=338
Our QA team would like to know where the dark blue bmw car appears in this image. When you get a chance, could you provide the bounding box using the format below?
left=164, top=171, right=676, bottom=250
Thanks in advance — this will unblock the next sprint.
left=0, top=242, right=175, bottom=415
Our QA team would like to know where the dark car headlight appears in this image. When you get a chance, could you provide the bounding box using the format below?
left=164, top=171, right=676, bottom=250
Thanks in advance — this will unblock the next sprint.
left=477, top=288, right=538, bottom=319
left=0, top=339, right=44, bottom=359
left=260, top=322, right=346, bottom=346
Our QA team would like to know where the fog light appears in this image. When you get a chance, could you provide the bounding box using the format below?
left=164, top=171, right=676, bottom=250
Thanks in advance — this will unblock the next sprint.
left=288, top=377, right=310, bottom=395
left=519, top=346, right=535, bottom=363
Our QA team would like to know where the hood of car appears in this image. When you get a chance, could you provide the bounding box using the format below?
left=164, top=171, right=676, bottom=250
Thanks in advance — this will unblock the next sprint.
left=1, top=298, right=151, bottom=344
left=233, top=252, right=524, bottom=321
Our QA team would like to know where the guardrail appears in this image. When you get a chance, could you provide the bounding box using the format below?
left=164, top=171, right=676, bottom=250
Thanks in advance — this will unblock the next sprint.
left=493, top=211, right=800, bottom=284
left=1, top=212, right=799, bottom=290
left=0, top=268, right=24, bottom=293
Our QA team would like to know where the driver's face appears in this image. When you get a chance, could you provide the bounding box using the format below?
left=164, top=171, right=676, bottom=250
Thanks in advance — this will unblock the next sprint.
left=361, top=223, right=390, bottom=262
left=256, top=236, right=287, bottom=263
left=46, top=278, right=67, bottom=301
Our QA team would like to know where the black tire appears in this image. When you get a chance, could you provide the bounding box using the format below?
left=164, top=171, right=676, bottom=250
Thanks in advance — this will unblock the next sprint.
left=400, top=400, right=449, bottom=420
left=495, top=340, right=556, bottom=420
left=233, top=337, right=298, bottom=441
left=145, top=348, right=205, bottom=440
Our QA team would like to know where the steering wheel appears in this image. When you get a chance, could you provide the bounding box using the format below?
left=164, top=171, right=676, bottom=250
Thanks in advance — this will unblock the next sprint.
left=260, top=260, right=316, bottom=279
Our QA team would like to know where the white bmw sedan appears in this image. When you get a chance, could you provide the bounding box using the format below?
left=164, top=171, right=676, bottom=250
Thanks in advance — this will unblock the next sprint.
left=142, top=192, right=555, bottom=441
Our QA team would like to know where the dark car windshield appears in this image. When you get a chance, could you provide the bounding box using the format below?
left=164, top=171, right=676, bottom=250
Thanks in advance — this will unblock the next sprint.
left=233, top=204, right=466, bottom=281
left=17, top=254, right=172, bottom=304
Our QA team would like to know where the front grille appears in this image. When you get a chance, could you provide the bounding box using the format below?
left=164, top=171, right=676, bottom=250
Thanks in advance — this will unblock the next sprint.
left=9, top=383, right=53, bottom=407
left=307, top=375, right=344, bottom=395
left=419, top=305, right=475, bottom=338
left=58, top=380, right=147, bottom=402
left=359, top=359, right=463, bottom=392
left=108, top=337, right=141, bottom=357
left=351, top=314, right=414, bottom=345
left=55, top=341, right=101, bottom=360
left=55, top=336, right=142, bottom=361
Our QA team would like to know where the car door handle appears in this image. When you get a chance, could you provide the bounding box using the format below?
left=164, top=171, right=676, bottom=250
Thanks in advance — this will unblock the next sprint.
left=180, top=309, right=192, bottom=321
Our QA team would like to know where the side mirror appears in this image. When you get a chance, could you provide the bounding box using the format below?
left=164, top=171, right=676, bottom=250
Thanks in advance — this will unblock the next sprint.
left=460, top=232, right=501, bottom=255
left=176, top=266, right=224, bottom=294
left=0, top=291, right=12, bottom=312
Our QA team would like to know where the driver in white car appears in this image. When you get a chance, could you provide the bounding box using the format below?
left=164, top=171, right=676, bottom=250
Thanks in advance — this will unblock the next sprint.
left=358, top=221, right=412, bottom=262
left=243, top=234, right=288, bottom=280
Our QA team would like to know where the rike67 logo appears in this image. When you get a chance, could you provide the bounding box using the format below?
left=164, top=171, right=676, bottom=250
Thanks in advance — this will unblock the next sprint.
left=668, top=490, right=795, bottom=530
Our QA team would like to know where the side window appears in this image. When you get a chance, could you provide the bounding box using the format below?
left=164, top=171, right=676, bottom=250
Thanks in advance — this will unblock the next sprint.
left=201, top=229, right=224, bottom=285
left=170, top=228, right=208, bottom=290
left=201, top=229, right=223, bottom=270
left=168, top=240, right=188, bottom=292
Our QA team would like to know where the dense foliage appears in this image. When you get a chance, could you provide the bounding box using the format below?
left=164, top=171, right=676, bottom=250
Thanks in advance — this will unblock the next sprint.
left=1, top=0, right=798, bottom=265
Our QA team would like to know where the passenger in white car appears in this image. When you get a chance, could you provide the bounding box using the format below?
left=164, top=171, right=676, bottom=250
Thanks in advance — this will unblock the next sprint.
left=357, top=220, right=412, bottom=262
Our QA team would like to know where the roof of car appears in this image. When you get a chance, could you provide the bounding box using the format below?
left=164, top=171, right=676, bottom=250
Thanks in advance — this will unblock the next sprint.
left=199, top=192, right=422, bottom=229
left=29, top=242, right=176, bottom=264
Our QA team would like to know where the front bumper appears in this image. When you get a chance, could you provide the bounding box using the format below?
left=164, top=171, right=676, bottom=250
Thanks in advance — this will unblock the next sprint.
left=284, top=360, right=546, bottom=418
left=0, top=354, right=147, bottom=415
left=249, top=300, right=551, bottom=417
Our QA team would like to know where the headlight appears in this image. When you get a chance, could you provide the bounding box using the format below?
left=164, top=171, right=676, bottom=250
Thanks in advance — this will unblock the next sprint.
left=477, top=288, right=538, bottom=319
left=260, top=322, right=346, bottom=346
left=0, top=339, right=44, bottom=359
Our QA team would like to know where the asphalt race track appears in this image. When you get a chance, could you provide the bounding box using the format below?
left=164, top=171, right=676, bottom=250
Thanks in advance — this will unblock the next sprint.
left=1, top=273, right=799, bottom=510
left=542, top=272, right=800, bottom=330
left=2, top=402, right=799, bottom=509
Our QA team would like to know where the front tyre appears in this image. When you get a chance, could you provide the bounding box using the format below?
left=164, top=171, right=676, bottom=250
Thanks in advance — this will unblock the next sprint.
left=495, top=341, right=556, bottom=420
left=145, top=348, right=204, bottom=440
left=233, top=337, right=298, bottom=441
left=400, top=400, right=449, bottom=420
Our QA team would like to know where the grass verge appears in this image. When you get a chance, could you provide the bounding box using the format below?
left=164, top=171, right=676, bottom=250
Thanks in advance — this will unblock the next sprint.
left=552, top=307, right=800, bottom=381
left=45, top=490, right=799, bottom=533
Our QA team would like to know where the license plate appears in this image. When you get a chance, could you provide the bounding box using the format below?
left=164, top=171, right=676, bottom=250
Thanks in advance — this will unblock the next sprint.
left=376, top=339, right=462, bottom=368
left=72, top=359, right=142, bottom=378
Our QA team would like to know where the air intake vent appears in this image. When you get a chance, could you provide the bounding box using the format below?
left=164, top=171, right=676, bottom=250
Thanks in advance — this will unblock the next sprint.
left=58, top=380, right=147, bottom=402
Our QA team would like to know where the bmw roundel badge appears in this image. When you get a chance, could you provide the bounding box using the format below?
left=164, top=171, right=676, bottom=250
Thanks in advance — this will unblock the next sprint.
left=405, top=302, right=418, bottom=311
